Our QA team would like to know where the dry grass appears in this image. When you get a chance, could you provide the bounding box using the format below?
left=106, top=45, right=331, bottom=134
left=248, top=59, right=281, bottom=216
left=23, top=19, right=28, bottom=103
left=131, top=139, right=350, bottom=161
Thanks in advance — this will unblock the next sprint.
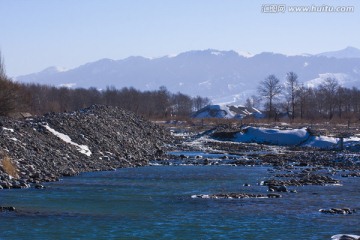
left=1, top=155, right=18, bottom=178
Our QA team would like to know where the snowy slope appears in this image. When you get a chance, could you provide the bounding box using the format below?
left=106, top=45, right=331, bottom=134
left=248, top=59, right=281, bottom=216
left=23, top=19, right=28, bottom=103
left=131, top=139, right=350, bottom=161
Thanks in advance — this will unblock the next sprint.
left=193, top=104, right=263, bottom=119
left=227, top=126, right=360, bottom=150
left=235, top=127, right=310, bottom=146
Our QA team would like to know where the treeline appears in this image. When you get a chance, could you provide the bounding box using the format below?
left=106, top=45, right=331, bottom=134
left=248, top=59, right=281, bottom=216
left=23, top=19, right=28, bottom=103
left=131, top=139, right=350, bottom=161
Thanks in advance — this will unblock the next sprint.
left=0, top=55, right=27, bottom=116
left=249, top=72, right=360, bottom=121
left=1, top=81, right=211, bottom=118
left=23, top=85, right=210, bottom=118
left=0, top=54, right=210, bottom=118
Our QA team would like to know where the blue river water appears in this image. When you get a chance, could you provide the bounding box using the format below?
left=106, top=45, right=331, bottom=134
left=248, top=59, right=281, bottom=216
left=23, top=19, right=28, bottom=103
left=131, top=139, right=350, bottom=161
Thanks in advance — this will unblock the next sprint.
left=1, top=165, right=359, bottom=239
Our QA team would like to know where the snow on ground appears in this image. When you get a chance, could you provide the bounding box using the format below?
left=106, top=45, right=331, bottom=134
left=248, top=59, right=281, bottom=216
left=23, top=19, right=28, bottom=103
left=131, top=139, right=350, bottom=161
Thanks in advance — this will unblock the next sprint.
left=193, top=104, right=262, bottom=119
left=301, top=136, right=338, bottom=149
left=44, top=124, right=92, bottom=156
left=232, top=126, right=360, bottom=150
left=2, top=127, right=15, bottom=132
left=235, top=127, right=310, bottom=146
left=194, top=104, right=235, bottom=118
left=305, top=73, right=351, bottom=88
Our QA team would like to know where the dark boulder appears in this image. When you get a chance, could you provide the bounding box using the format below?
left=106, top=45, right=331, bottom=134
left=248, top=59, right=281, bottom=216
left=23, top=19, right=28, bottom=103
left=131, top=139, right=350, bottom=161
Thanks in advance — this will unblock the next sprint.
left=0, top=206, right=16, bottom=212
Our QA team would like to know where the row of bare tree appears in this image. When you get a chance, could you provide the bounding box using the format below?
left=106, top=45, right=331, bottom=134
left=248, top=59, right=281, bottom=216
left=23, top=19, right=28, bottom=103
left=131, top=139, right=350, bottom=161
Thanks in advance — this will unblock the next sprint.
left=24, top=84, right=210, bottom=118
left=0, top=54, right=27, bottom=116
left=0, top=81, right=210, bottom=118
left=0, top=54, right=210, bottom=118
left=250, top=72, right=360, bottom=121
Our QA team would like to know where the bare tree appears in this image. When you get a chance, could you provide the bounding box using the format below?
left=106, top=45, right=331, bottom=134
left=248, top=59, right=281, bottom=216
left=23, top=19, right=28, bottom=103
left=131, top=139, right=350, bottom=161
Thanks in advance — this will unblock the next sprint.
left=258, top=74, right=282, bottom=119
left=0, top=52, right=6, bottom=79
left=171, top=92, right=193, bottom=117
left=193, top=95, right=211, bottom=111
left=245, top=98, right=252, bottom=109
left=285, top=72, right=299, bottom=120
left=245, top=95, right=261, bottom=110
left=0, top=52, right=24, bottom=116
left=155, top=86, right=171, bottom=118
left=297, top=84, right=307, bottom=119
left=318, top=78, right=339, bottom=119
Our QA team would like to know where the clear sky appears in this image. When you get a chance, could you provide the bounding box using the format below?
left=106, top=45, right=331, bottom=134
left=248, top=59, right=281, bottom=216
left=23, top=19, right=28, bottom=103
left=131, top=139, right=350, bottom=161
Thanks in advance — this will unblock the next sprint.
left=0, top=0, right=359, bottom=77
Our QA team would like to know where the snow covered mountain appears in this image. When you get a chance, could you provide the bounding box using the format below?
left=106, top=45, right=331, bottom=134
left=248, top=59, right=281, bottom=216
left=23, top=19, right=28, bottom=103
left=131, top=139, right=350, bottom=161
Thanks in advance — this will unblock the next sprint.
left=15, top=48, right=360, bottom=104
left=316, top=46, right=360, bottom=59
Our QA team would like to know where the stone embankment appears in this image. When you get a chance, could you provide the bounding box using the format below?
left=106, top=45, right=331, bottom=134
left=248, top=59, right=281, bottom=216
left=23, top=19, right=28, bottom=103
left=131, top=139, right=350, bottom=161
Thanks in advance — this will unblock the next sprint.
left=0, top=105, right=172, bottom=189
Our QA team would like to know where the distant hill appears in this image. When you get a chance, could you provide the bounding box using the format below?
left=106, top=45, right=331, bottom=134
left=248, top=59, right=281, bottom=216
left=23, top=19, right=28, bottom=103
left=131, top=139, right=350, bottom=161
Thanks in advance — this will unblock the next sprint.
left=316, top=46, right=360, bottom=59
left=16, top=48, right=360, bottom=104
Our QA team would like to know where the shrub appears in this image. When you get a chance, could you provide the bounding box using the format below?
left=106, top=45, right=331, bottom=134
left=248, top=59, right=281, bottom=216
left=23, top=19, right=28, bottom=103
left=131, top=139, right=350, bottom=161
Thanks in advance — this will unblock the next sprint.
left=1, top=155, right=18, bottom=178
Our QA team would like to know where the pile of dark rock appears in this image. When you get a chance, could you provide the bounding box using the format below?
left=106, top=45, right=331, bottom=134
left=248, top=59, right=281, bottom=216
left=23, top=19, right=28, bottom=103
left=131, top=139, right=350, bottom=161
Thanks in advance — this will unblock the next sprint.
left=0, top=105, right=172, bottom=189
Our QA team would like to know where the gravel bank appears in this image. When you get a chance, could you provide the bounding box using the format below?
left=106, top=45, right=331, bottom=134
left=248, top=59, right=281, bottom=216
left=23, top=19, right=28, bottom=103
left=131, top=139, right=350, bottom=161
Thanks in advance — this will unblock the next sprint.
left=0, top=105, right=172, bottom=189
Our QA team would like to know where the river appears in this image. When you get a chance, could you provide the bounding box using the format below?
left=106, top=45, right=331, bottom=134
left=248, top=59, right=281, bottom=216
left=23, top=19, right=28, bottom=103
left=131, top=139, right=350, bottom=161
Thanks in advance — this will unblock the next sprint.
left=1, top=165, right=359, bottom=239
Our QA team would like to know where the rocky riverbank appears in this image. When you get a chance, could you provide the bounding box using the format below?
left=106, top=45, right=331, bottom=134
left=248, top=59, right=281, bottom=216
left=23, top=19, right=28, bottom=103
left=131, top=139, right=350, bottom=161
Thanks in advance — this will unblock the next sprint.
left=0, top=105, right=172, bottom=189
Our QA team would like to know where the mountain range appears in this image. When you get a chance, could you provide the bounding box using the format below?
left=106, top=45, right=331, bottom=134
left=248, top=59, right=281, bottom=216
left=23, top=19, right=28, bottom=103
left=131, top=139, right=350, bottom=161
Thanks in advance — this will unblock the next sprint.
left=16, top=47, right=360, bottom=104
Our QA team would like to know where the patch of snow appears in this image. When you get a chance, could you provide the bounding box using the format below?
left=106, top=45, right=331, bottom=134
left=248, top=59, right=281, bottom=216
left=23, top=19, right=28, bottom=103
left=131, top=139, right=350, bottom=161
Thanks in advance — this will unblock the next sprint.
left=194, top=104, right=234, bottom=119
left=302, top=136, right=338, bottom=149
left=237, top=51, right=254, bottom=58
left=305, top=73, right=350, bottom=88
left=227, top=126, right=360, bottom=150
left=235, top=127, right=310, bottom=146
left=167, top=53, right=178, bottom=58
left=55, top=66, right=68, bottom=72
left=211, top=51, right=223, bottom=56
left=59, top=83, right=76, bottom=88
left=344, top=136, right=360, bottom=142
left=41, top=66, right=68, bottom=74
left=198, top=80, right=212, bottom=88
left=300, top=53, right=313, bottom=57
left=303, top=62, right=309, bottom=67
left=9, top=137, right=19, bottom=142
left=2, top=127, right=14, bottom=132
left=44, top=124, right=92, bottom=157
left=193, top=104, right=264, bottom=120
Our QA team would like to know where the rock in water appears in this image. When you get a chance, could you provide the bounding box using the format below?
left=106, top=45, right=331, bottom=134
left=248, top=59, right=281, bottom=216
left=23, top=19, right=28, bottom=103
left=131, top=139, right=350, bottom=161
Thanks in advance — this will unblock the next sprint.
left=191, top=192, right=278, bottom=199
left=319, top=208, right=356, bottom=215
left=331, top=234, right=360, bottom=240
left=0, top=206, right=16, bottom=212
left=267, top=193, right=282, bottom=198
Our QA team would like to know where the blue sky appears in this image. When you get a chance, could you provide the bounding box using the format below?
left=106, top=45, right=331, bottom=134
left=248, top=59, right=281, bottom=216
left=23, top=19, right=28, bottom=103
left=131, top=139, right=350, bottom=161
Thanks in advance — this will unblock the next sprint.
left=0, top=0, right=359, bottom=77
